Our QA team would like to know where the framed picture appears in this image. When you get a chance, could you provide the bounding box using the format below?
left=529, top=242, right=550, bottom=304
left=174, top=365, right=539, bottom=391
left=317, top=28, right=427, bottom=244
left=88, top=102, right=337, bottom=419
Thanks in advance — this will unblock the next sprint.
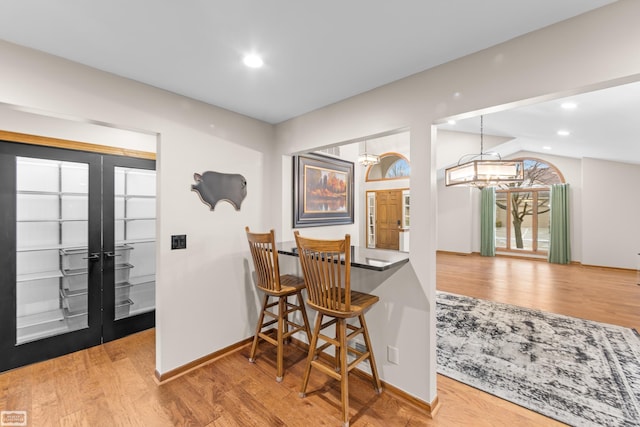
left=293, top=153, right=354, bottom=228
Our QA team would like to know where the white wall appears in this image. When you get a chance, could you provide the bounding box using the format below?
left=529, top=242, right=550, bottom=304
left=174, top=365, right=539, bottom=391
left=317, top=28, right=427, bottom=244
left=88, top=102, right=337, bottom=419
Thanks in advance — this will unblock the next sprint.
left=436, top=129, right=512, bottom=254
left=0, top=38, right=276, bottom=375
left=275, top=0, right=640, bottom=404
left=582, top=157, right=640, bottom=269
left=2, top=0, right=640, bottom=407
left=437, top=182, right=474, bottom=253
left=0, top=104, right=157, bottom=153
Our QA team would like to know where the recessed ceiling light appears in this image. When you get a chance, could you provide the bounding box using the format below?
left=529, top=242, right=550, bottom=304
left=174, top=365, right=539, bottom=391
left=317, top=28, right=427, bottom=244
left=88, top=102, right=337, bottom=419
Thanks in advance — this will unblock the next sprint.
left=557, top=130, right=571, bottom=136
left=542, top=146, right=552, bottom=150
left=243, top=54, right=263, bottom=68
left=561, top=102, right=577, bottom=110
left=447, top=120, right=456, bottom=125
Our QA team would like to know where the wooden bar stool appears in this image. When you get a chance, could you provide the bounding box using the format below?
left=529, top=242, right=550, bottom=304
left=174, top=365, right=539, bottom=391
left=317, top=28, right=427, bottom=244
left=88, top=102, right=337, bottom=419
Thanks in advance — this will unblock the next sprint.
left=294, top=231, right=382, bottom=427
left=245, top=227, right=312, bottom=382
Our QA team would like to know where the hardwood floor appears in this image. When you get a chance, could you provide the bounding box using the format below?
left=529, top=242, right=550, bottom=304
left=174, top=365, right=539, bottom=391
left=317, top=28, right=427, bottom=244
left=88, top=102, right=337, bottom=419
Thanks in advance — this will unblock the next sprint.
left=437, top=252, right=640, bottom=331
left=1, top=253, right=637, bottom=426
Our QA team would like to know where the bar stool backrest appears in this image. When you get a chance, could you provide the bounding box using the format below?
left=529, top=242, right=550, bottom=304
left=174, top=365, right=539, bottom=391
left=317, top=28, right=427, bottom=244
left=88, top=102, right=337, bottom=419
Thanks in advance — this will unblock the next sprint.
left=294, top=231, right=351, bottom=314
left=245, top=227, right=281, bottom=292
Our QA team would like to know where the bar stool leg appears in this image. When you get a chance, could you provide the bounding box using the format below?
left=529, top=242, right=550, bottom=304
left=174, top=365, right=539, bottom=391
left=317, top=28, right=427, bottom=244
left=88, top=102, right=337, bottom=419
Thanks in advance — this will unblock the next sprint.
left=339, top=318, right=350, bottom=427
left=276, top=297, right=285, bottom=382
left=334, top=323, right=341, bottom=372
left=249, top=294, right=269, bottom=363
left=359, top=314, right=382, bottom=393
left=300, top=313, right=322, bottom=397
left=296, top=291, right=312, bottom=344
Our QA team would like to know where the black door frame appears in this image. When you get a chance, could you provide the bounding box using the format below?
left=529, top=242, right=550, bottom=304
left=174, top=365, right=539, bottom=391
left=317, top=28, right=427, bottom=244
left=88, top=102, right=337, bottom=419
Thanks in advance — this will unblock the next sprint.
left=0, top=141, right=155, bottom=372
left=0, top=142, right=103, bottom=371
left=101, top=154, right=155, bottom=342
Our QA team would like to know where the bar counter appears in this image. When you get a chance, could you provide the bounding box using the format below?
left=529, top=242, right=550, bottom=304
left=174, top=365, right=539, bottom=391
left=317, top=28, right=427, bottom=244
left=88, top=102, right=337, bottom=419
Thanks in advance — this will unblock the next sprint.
left=276, top=241, right=409, bottom=271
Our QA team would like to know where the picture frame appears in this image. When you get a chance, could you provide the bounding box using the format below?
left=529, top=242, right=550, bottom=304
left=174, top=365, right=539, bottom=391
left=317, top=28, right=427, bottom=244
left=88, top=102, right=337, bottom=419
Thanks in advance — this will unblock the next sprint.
left=293, top=153, right=354, bottom=228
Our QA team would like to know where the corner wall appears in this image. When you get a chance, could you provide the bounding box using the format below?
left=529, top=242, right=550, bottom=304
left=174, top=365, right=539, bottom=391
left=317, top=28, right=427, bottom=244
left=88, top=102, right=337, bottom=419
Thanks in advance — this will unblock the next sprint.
left=275, top=0, right=640, bottom=403
left=582, top=158, right=640, bottom=269
left=1, top=0, right=639, bottom=407
left=0, top=38, right=276, bottom=374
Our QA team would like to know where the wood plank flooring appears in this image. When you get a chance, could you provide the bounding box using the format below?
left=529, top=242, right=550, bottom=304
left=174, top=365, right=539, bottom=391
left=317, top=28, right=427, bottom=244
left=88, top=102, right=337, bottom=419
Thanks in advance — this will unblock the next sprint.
left=1, top=252, right=638, bottom=426
left=437, top=252, right=640, bottom=331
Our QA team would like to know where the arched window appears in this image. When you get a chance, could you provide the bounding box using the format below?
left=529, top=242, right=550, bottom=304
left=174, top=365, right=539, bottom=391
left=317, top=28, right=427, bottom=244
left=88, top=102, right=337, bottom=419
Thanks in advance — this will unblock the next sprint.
left=508, top=158, right=564, bottom=188
left=496, top=157, right=565, bottom=254
left=366, top=153, right=410, bottom=181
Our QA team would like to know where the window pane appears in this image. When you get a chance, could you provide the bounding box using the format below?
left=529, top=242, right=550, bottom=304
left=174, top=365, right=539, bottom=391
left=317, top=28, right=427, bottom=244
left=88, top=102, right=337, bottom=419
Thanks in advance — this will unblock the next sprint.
left=385, top=159, right=410, bottom=178
left=495, top=192, right=508, bottom=249
left=521, top=159, right=563, bottom=187
left=495, top=157, right=563, bottom=255
left=537, top=191, right=550, bottom=251
left=509, top=192, right=533, bottom=251
left=114, top=167, right=156, bottom=320
left=16, top=157, right=89, bottom=345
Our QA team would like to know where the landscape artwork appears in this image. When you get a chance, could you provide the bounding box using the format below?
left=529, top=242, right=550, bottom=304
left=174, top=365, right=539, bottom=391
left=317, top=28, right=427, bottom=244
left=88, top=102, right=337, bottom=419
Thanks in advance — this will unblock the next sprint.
left=293, top=153, right=354, bottom=228
left=304, top=165, right=347, bottom=212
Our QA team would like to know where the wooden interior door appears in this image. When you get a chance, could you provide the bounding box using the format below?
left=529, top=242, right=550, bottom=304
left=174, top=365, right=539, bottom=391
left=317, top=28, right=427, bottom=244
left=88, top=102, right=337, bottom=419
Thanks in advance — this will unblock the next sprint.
left=375, top=190, right=402, bottom=250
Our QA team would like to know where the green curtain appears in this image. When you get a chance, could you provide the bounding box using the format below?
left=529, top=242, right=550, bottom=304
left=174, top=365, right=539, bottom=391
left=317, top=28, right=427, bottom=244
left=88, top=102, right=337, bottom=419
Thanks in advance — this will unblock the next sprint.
left=548, top=183, right=571, bottom=264
left=480, top=187, right=496, bottom=257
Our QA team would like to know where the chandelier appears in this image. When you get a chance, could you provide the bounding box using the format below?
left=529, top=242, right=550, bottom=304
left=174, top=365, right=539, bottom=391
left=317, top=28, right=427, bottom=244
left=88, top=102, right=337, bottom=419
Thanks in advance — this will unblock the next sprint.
left=445, top=116, right=524, bottom=188
left=357, top=140, right=380, bottom=167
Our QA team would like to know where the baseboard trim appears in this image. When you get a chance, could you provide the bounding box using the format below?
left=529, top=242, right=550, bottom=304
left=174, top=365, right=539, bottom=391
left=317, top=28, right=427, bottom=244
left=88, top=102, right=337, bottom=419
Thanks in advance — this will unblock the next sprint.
left=579, top=263, right=637, bottom=273
left=154, top=337, right=253, bottom=383
left=155, top=334, right=437, bottom=416
left=436, top=250, right=472, bottom=256
left=291, top=337, right=437, bottom=416
left=437, top=250, right=636, bottom=272
left=348, top=358, right=437, bottom=416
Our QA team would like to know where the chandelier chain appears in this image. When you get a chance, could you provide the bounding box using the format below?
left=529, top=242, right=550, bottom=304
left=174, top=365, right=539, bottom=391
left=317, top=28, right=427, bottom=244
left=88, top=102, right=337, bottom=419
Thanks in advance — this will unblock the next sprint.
left=480, top=115, right=484, bottom=159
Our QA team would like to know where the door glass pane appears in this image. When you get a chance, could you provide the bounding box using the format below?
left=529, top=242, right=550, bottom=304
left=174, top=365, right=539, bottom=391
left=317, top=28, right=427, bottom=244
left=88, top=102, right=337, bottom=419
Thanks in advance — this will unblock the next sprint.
left=114, top=167, right=156, bottom=320
left=16, top=157, right=89, bottom=344
left=537, top=191, right=551, bottom=251
left=509, top=192, right=533, bottom=251
left=367, top=192, right=375, bottom=248
left=495, top=192, right=508, bottom=249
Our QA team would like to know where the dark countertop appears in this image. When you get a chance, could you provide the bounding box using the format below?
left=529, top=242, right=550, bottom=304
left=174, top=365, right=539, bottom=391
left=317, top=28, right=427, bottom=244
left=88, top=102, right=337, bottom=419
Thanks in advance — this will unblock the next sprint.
left=276, top=241, right=409, bottom=271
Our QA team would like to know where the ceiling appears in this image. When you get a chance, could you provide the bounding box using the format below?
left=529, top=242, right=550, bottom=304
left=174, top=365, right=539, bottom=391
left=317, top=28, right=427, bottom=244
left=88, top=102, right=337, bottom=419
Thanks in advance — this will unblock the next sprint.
left=0, top=0, right=616, bottom=125
left=2, top=1, right=635, bottom=166
left=437, top=79, right=640, bottom=166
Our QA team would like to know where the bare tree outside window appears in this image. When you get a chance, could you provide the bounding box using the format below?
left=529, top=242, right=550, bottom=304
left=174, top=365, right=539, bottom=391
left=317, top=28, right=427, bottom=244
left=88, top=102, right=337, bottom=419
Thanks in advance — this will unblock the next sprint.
left=495, top=159, right=563, bottom=252
left=385, top=158, right=411, bottom=178
left=366, top=153, right=410, bottom=181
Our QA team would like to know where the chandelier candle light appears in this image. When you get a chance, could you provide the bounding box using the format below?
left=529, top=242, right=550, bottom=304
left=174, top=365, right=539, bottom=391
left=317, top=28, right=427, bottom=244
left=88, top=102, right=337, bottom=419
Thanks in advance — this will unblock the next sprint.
left=445, top=116, right=524, bottom=188
left=358, top=140, right=380, bottom=167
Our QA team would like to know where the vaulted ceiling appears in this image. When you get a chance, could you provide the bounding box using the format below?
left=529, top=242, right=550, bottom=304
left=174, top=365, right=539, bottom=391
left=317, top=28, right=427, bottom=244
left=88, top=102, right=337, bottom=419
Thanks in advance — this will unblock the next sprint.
left=2, top=1, right=636, bottom=164
left=0, top=0, right=614, bottom=124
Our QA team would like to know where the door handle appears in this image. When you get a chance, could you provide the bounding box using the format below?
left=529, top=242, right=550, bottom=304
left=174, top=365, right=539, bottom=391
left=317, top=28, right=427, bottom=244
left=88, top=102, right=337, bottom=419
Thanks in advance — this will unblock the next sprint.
left=103, top=251, right=121, bottom=258
left=83, top=253, right=101, bottom=261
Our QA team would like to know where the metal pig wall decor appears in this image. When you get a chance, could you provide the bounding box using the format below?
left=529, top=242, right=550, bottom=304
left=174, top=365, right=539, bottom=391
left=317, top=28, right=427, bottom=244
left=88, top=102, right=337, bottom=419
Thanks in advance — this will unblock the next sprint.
left=191, top=171, right=247, bottom=211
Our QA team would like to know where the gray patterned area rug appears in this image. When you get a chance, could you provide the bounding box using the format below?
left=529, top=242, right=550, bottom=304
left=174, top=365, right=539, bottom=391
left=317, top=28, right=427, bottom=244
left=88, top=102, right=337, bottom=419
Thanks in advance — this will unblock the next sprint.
left=436, top=291, right=640, bottom=426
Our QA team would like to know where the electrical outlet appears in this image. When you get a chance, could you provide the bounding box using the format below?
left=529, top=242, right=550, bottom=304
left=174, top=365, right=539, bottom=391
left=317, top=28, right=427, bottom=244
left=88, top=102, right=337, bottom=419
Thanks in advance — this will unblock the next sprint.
left=388, top=345, right=400, bottom=365
left=171, top=234, right=187, bottom=250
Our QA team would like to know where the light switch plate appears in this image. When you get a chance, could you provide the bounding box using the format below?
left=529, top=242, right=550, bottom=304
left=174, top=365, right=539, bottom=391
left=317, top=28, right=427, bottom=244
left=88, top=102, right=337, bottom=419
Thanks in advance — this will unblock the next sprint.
left=171, top=234, right=187, bottom=250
